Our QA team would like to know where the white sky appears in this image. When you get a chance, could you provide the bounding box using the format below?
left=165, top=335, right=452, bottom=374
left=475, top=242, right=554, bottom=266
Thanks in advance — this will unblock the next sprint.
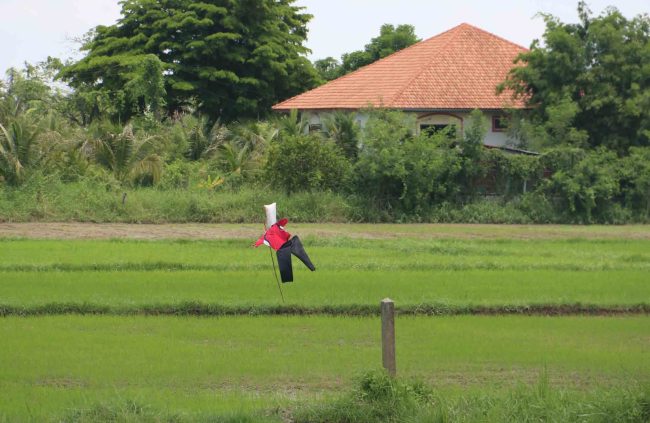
left=0, top=0, right=647, bottom=73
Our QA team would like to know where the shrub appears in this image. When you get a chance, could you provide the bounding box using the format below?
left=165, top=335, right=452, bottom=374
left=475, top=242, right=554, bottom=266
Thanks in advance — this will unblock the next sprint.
left=159, top=159, right=196, bottom=190
left=294, top=370, right=433, bottom=423
left=354, top=109, right=463, bottom=213
left=265, top=134, right=351, bottom=194
left=621, top=147, right=650, bottom=220
left=539, top=147, right=621, bottom=223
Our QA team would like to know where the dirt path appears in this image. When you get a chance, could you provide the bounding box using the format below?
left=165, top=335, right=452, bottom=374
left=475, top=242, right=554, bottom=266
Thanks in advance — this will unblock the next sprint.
left=0, top=222, right=649, bottom=240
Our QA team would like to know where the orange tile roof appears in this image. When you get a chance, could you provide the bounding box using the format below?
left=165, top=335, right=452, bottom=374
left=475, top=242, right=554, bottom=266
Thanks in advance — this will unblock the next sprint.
left=273, top=23, right=528, bottom=111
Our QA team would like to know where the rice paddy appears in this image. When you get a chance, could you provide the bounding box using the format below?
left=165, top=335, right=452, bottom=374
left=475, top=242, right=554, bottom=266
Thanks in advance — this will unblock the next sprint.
left=0, top=224, right=648, bottom=421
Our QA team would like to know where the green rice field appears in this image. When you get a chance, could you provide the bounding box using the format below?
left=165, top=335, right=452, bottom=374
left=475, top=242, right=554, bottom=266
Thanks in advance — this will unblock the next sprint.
left=0, top=224, right=648, bottom=421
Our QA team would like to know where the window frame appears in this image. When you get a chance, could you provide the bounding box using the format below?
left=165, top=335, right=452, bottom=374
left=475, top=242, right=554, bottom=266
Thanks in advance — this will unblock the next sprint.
left=492, top=115, right=508, bottom=133
left=308, top=123, right=323, bottom=133
left=420, top=123, right=457, bottom=139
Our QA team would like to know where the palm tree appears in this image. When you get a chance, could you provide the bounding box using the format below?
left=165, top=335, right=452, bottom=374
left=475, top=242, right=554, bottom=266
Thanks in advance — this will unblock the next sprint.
left=0, top=117, right=41, bottom=185
left=228, top=120, right=278, bottom=160
left=87, top=124, right=163, bottom=185
left=172, top=115, right=229, bottom=161
left=323, top=111, right=360, bottom=161
left=275, top=109, right=308, bottom=137
left=215, top=141, right=255, bottom=177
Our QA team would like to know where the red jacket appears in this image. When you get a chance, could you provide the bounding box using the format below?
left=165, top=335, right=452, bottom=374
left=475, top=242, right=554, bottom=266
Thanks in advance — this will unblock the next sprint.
left=254, top=218, right=290, bottom=251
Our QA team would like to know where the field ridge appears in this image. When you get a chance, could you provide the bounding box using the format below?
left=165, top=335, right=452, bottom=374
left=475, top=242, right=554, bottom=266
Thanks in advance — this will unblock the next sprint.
left=2, top=302, right=649, bottom=317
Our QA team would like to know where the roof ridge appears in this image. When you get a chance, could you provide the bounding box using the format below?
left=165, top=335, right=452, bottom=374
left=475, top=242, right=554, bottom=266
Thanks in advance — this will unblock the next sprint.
left=458, top=22, right=529, bottom=52
left=272, top=23, right=529, bottom=111
left=389, top=23, right=528, bottom=106
left=274, top=24, right=468, bottom=110
left=331, top=22, right=470, bottom=86
left=387, top=24, right=467, bottom=105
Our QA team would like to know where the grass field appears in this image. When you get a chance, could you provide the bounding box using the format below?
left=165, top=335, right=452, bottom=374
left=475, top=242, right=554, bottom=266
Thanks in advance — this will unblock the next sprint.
left=0, top=224, right=648, bottom=421
left=1, top=315, right=648, bottom=421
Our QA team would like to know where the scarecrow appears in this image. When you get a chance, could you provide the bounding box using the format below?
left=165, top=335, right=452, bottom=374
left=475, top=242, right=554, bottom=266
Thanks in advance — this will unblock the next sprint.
left=254, top=203, right=315, bottom=299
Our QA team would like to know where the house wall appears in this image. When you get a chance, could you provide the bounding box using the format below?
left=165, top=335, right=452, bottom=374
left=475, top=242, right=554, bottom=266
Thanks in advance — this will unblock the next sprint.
left=301, top=110, right=516, bottom=147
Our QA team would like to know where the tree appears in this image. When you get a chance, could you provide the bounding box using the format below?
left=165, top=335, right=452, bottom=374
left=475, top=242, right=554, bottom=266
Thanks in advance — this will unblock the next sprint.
left=313, top=57, right=341, bottom=82
left=59, top=0, right=320, bottom=122
left=500, top=2, right=650, bottom=153
left=314, top=24, right=420, bottom=81
left=1, top=59, right=64, bottom=125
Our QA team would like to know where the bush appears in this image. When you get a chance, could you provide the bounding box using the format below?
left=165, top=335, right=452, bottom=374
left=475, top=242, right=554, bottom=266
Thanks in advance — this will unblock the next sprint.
left=294, top=371, right=650, bottom=423
left=159, top=159, right=196, bottom=189
left=621, top=147, right=650, bottom=220
left=354, top=109, right=464, bottom=214
left=265, top=134, right=351, bottom=194
left=540, top=147, right=621, bottom=223
left=294, top=370, right=433, bottom=423
left=481, top=149, right=543, bottom=197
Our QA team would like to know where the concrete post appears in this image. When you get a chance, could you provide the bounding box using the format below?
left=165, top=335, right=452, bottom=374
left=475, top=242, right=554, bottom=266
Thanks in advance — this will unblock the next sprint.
left=381, top=298, right=396, bottom=377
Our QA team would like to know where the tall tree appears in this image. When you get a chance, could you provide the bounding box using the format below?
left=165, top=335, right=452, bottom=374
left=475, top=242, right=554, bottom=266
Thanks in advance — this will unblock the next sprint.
left=500, top=2, right=650, bottom=153
left=315, top=24, right=420, bottom=81
left=59, top=0, right=320, bottom=122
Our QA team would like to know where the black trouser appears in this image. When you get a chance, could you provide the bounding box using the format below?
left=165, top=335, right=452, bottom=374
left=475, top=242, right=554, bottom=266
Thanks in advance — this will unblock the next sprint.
left=276, top=236, right=316, bottom=282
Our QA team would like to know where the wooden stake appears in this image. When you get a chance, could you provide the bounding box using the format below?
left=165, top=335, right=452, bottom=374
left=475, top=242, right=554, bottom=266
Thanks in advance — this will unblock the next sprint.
left=381, top=298, right=396, bottom=377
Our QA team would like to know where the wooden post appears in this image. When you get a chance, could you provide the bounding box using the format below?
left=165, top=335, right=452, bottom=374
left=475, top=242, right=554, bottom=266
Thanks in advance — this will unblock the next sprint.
left=381, top=298, right=396, bottom=377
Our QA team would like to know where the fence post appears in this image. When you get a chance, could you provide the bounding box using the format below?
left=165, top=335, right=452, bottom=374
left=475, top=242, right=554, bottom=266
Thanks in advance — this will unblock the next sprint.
left=381, top=298, right=396, bottom=377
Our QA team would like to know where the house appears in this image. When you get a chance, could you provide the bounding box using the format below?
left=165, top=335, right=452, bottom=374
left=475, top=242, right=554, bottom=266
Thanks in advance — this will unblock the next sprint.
left=272, top=23, right=528, bottom=147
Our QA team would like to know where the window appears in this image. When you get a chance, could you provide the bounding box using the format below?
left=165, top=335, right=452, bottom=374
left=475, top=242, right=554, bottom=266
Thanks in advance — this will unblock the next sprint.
left=420, top=124, right=457, bottom=138
left=308, top=123, right=323, bottom=133
left=492, top=116, right=508, bottom=132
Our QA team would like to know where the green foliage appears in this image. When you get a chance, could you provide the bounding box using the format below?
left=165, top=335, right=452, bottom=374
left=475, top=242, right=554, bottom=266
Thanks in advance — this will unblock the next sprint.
left=314, top=24, right=420, bottom=81
left=87, top=123, right=163, bottom=185
left=621, top=147, right=650, bottom=217
left=540, top=147, right=621, bottom=222
left=500, top=2, right=650, bottom=152
left=295, top=370, right=433, bottom=423
left=275, top=109, right=308, bottom=137
left=354, top=109, right=464, bottom=213
left=0, top=55, right=647, bottom=224
left=461, top=109, right=487, bottom=160
left=219, top=120, right=278, bottom=183
left=353, top=109, right=414, bottom=208
left=0, top=116, right=43, bottom=185
left=481, top=149, right=543, bottom=197
left=62, top=400, right=179, bottom=423
left=123, top=55, right=167, bottom=118
left=265, top=134, right=351, bottom=194
left=159, top=159, right=197, bottom=190
left=0, top=59, right=63, bottom=123
left=59, top=0, right=321, bottom=121
left=323, top=111, right=360, bottom=161
left=170, top=115, right=229, bottom=162
left=455, top=109, right=489, bottom=196
left=313, top=56, right=341, bottom=81
left=295, top=371, right=650, bottom=423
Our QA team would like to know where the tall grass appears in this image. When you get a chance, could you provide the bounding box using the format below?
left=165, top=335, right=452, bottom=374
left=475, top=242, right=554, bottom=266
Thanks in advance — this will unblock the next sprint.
left=294, top=370, right=650, bottom=423
left=3, top=176, right=647, bottom=223
left=0, top=178, right=350, bottom=223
